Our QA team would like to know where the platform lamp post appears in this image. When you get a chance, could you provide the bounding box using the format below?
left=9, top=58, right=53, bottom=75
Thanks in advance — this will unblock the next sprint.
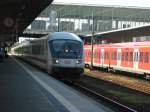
left=15, top=23, right=18, bottom=42
left=11, top=22, right=18, bottom=45
left=90, top=11, right=94, bottom=70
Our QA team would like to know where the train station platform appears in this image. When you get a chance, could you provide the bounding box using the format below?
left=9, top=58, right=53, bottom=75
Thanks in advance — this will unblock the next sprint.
left=0, top=56, right=113, bottom=112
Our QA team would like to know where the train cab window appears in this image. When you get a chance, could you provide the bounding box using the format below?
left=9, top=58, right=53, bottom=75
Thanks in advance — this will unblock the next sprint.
left=130, top=52, right=133, bottom=62
left=144, top=52, right=149, bottom=63
left=139, top=52, right=143, bottom=62
left=50, top=40, right=83, bottom=59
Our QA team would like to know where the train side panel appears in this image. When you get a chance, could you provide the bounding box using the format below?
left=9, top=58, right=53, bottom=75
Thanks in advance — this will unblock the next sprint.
left=138, top=47, right=150, bottom=74
left=84, top=45, right=92, bottom=66
left=84, top=42, right=150, bottom=78
left=93, top=45, right=101, bottom=66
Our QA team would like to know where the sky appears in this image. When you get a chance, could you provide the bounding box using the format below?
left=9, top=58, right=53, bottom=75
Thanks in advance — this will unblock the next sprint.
left=53, top=0, right=150, bottom=8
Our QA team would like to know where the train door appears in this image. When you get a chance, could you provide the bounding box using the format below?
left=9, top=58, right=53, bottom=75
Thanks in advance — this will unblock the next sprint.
left=93, top=47, right=100, bottom=66
left=117, top=49, right=121, bottom=67
left=101, top=49, right=104, bottom=67
left=133, top=49, right=139, bottom=70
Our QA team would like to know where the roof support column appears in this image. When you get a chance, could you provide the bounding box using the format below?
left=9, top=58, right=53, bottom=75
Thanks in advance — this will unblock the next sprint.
left=115, top=20, right=118, bottom=29
left=57, top=12, right=60, bottom=32
left=90, top=11, right=94, bottom=70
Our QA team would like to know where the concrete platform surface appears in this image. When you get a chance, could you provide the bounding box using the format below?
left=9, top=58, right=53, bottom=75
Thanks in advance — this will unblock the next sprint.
left=0, top=56, right=114, bottom=112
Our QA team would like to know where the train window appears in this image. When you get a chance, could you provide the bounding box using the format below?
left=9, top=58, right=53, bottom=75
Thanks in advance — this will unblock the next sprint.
left=134, top=52, right=137, bottom=62
left=118, top=52, right=121, bottom=60
left=139, top=52, right=143, bottom=62
left=130, top=52, right=133, bottom=62
left=32, top=45, right=41, bottom=55
left=114, top=52, right=117, bottom=60
left=97, top=52, right=99, bottom=58
left=144, top=52, right=149, bottom=63
left=106, top=52, right=109, bottom=59
left=134, top=52, right=139, bottom=62
left=122, top=52, right=124, bottom=61
left=96, top=52, right=98, bottom=58
left=125, top=52, right=128, bottom=61
left=90, top=52, right=91, bottom=57
left=94, top=52, right=96, bottom=58
left=137, top=52, right=139, bottom=62
left=101, top=51, right=104, bottom=59
left=108, top=52, right=110, bottom=59
left=50, top=39, right=83, bottom=59
left=111, top=52, right=113, bottom=60
left=111, top=52, right=115, bottom=60
left=104, top=52, right=106, bottom=59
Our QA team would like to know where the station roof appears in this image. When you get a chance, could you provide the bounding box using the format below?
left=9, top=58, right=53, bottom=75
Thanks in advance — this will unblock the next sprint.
left=82, top=24, right=150, bottom=43
left=43, top=3, right=150, bottom=43
left=0, top=0, right=53, bottom=43
left=7, top=2, right=150, bottom=43
left=42, top=3, right=150, bottom=21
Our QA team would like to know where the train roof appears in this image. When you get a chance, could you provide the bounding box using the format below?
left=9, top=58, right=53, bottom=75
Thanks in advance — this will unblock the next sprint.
left=27, top=32, right=83, bottom=42
left=112, top=41, right=150, bottom=47
left=85, top=41, right=150, bottom=48
left=49, top=32, right=82, bottom=42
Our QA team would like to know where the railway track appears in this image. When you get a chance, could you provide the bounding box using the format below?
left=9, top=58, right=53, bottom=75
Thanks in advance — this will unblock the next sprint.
left=64, top=80, right=138, bottom=112
left=84, top=68, right=150, bottom=95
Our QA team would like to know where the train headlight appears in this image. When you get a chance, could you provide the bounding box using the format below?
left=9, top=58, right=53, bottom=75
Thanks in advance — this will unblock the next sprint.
left=56, top=59, right=59, bottom=63
left=76, top=60, right=82, bottom=64
left=53, top=59, right=59, bottom=64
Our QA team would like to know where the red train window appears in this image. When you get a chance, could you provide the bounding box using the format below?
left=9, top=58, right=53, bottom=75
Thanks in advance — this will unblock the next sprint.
left=139, top=52, right=143, bottom=62
left=130, top=52, right=133, bottom=62
left=144, top=52, right=149, bottom=63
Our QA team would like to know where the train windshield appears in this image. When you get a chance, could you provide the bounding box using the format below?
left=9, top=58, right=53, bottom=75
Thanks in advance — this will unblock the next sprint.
left=49, top=39, right=83, bottom=59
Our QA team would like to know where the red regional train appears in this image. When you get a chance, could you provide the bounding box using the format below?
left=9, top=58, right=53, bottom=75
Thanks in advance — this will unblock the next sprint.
left=84, top=41, right=150, bottom=79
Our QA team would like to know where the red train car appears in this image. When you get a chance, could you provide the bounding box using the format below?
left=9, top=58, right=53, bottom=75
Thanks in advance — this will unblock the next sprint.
left=84, top=41, right=150, bottom=78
